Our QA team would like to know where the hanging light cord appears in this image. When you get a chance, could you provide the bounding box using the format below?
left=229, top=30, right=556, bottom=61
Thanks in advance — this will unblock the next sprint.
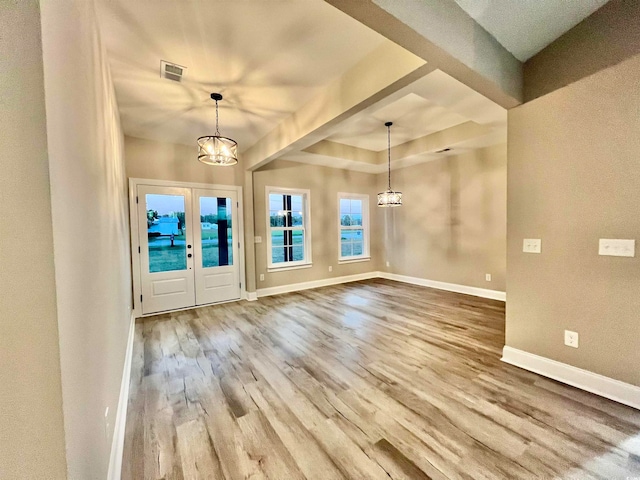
left=214, top=99, right=221, bottom=136
left=387, top=123, right=391, bottom=190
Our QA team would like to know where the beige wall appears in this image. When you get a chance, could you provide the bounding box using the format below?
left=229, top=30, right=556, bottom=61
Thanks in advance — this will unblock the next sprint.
left=378, top=145, right=507, bottom=291
left=125, top=135, right=244, bottom=187
left=524, top=0, right=640, bottom=101
left=0, top=1, right=68, bottom=477
left=40, top=1, right=133, bottom=477
left=507, top=53, right=640, bottom=386
left=253, top=161, right=381, bottom=289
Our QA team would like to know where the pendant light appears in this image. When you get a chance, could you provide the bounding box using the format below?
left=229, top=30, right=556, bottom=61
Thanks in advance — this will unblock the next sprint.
left=377, top=121, right=402, bottom=207
left=197, top=93, right=238, bottom=166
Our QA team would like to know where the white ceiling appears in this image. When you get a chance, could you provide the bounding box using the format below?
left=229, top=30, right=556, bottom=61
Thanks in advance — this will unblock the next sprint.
left=96, top=0, right=605, bottom=173
left=454, top=0, right=610, bottom=61
left=96, top=0, right=385, bottom=150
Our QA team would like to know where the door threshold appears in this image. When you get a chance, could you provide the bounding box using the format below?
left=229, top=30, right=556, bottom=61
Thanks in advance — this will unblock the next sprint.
left=139, top=297, right=243, bottom=318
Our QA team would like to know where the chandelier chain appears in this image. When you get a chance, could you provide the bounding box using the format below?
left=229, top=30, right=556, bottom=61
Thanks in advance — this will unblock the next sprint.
left=387, top=123, right=391, bottom=190
left=215, top=99, right=221, bottom=136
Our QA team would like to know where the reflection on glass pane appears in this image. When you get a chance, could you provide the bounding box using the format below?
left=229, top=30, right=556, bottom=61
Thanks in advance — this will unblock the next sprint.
left=269, top=194, right=284, bottom=211
left=200, top=196, right=233, bottom=268
left=292, top=246, right=304, bottom=261
left=272, top=247, right=285, bottom=264
left=292, top=230, right=304, bottom=245
left=271, top=231, right=284, bottom=247
left=341, top=242, right=352, bottom=258
left=291, top=195, right=303, bottom=212
left=146, top=194, right=187, bottom=273
left=340, top=198, right=350, bottom=215
left=270, top=212, right=285, bottom=227
left=291, top=213, right=303, bottom=226
left=353, top=240, right=363, bottom=256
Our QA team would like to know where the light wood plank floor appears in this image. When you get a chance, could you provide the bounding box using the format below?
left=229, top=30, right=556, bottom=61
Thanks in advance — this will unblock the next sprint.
left=122, top=279, right=640, bottom=479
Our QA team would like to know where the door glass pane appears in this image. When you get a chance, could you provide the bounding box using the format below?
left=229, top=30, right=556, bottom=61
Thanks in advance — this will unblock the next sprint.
left=200, top=196, right=233, bottom=268
left=146, top=194, right=187, bottom=273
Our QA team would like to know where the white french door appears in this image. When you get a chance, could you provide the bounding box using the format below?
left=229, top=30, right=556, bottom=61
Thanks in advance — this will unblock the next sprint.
left=192, top=189, right=240, bottom=306
left=136, top=183, right=241, bottom=315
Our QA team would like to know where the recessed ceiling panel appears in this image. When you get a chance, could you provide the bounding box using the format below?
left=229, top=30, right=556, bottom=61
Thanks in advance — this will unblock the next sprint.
left=326, top=93, right=469, bottom=151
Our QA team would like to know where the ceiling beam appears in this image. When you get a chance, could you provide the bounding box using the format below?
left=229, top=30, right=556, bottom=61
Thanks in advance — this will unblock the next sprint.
left=303, top=140, right=379, bottom=165
left=325, top=0, right=523, bottom=109
left=242, top=40, right=433, bottom=171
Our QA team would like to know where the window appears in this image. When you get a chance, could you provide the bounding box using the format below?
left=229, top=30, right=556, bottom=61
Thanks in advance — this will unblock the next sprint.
left=266, top=187, right=312, bottom=270
left=338, top=193, right=369, bottom=262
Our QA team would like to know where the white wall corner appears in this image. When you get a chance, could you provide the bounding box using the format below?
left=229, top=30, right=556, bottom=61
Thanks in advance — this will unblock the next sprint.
left=501, top=346, right=640, bottom=411
left=107, top=313, right=136, bottom=480
left=378, top=272, right=506, bottom=301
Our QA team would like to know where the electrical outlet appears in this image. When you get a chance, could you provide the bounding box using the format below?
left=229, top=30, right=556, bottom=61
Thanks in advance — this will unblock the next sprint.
left=523, top=238, right=541, bottom=253
left=386, top=261, right=390, bottom=267
left=564, top=330, right=579, bottom=348
left=485, top=273, right=491, bottom=282
left=328, top=266, right=333, bottom=272
left=259, top=274, right=265, bottom=282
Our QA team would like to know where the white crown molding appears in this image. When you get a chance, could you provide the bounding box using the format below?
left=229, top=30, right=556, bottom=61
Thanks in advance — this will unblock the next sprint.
left=502, top=346, right=640, bottom=410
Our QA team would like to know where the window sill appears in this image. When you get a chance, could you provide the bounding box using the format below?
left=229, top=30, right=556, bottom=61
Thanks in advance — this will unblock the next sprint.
left=338, top=257, right=371, bottom=265
left=267, top=263, right=313, bottom=273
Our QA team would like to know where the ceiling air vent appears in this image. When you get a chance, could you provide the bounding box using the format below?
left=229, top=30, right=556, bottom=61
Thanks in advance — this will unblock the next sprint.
left=160, top=60, right=186, bottom=82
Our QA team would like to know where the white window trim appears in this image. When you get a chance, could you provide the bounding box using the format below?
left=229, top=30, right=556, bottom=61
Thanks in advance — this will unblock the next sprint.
left=266, top=186, right=312, bottom=271
left=337, top=192, right=370, bottom=262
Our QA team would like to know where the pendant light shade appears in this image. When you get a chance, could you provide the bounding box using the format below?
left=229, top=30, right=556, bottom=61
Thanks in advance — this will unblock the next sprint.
left=377, top=121, right=402, bottom=207
left=197, top=93, right=238, bottom=166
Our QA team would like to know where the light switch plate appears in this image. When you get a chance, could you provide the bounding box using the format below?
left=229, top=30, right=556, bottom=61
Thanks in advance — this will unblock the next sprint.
left=254, top=236, right=262, bottom=244
left=598, top=239, right=635, bottom=257
left=523, top=238, right=541, bottom=253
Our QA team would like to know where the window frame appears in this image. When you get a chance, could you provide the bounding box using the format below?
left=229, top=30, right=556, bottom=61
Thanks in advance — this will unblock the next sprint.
left=337, top=192, right=370, bottom=263
left=266, top=186, right=312, bottom=271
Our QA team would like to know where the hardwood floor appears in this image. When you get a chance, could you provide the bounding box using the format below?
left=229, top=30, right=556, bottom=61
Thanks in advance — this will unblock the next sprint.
left=122, top=279, right=640, bottom=479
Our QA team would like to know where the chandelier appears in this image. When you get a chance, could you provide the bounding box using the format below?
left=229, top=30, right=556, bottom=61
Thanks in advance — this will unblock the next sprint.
left=197, top=93, right=238, bottom=166
left=377, top=121, right=402, bottom=207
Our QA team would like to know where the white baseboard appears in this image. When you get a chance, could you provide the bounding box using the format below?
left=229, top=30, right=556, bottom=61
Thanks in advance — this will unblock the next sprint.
left=107, top=313, right=136, bottom=480
left=256, top=272, right=378, bottom=298
left=378, top=272, right=506, bottom=301
left=502, top=346, right=640, bottom=410
left=246, top=291, right=258, bottom=302
left=255, top=271, right=506, bottom=301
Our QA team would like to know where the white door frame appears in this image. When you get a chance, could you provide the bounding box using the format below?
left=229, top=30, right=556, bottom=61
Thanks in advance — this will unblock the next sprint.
left=129, top=178, right=246, bottom=318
